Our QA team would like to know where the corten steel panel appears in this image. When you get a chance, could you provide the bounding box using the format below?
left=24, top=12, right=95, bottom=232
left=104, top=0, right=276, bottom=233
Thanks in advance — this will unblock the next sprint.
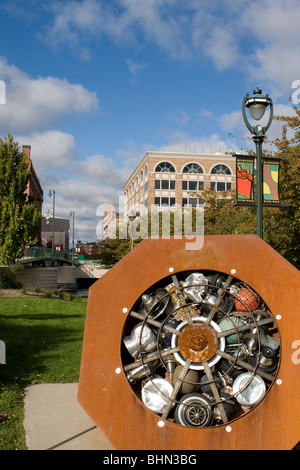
left=78, top=235, right=300, bottom=450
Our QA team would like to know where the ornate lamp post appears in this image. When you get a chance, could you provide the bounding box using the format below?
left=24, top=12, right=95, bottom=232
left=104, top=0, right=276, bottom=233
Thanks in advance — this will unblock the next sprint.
left=242, top=87, right=273, bottom=238
left=128, top=210, right=136, bottom=251
left=70, top=211, right=75, bottom=266
left=48, top=189, right=55, bottom=266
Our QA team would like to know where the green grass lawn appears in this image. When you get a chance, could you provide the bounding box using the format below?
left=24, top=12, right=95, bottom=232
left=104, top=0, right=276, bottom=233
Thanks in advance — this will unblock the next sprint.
left=0, top=295, right=87, bottom=450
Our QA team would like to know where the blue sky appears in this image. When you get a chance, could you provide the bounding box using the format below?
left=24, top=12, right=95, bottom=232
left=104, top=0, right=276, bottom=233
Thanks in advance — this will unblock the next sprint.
left=0, top=0, right=299, bottom=242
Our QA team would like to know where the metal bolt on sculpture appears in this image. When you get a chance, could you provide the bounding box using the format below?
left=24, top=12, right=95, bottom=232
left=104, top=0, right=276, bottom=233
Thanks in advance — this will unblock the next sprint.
left=78, top=235, right=300, bottom=450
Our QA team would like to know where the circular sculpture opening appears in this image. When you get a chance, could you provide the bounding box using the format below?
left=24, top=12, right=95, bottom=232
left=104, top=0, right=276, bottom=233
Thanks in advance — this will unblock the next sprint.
left=121, top=270, right=281, bottom=428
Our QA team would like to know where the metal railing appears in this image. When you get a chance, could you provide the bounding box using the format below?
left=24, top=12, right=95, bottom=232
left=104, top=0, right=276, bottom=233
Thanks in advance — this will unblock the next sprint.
left=23, top=247, right=75, bottom=263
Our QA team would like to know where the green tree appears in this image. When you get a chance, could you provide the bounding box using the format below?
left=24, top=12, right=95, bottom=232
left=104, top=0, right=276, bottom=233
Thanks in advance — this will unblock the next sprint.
left=0, top=135, right=42, bottom=265
left=96, top=211, right=149, bottom=267
left=263, top=104, right=300, bottom=268
left=96, top=208, right=204, bottom=267
left=203, top=105, right=300, bottom=268
left=96, top=236, right=131, bottom=267
left=203, top=189, right=256, bottom=235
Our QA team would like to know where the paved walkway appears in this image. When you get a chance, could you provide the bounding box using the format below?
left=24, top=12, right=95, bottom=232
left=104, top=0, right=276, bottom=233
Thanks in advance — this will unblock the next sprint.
left=23, top=383, right=114, bottom=450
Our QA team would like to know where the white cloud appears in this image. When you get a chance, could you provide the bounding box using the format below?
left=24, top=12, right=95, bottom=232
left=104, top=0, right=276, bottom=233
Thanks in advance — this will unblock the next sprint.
left=239, top=0, right=300, bottom=94
left=219, top=101, right=298, bottom=152
left=196, top=108, right=216, bottom=121
left=42, top=0, right=300, bottom=96
left=114, top=139, right=153, bottom=168
left=203, top=28, right=239, bottom=71
left=156, top=130, right=236, bottom=155
left=43, top=0, right=104, bottom=52
left=73, top=153, right=128, bottom=188
left=42, top=157, right=127, bottom=242
left=219, top=111, right=245, bottom=135
left=126, top=59, right=149, bottom=84
left=0, top=57, right=98, bottom=133
left=44, top=0, right=199, bottom=61
left=0, top=55, right=102, bottom=241
left=165, top=109, right=191, bottom=126
left=17, top=130, right=78, bottom=175
left=43, top=178, right=104, bottom=242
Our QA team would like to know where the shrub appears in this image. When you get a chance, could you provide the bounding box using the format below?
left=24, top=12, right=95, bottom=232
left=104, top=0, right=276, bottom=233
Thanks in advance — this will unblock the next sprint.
left=0, top=270, right=22, bottom=289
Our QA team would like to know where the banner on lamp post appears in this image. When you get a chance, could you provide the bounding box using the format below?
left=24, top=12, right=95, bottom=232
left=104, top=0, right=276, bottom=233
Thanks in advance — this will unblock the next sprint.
left=235, top=155, right=255, bottom=206
left=262, top=158, right=281, bottom=207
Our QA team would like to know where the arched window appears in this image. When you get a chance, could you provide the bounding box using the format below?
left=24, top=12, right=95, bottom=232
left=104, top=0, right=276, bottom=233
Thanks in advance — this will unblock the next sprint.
left=211, top=164, right=231, bottom=175
left=182, top=163, right=204, bottom=174
left=155, top=162, right=175, bottom=173
left=210, top=164, right=232, bottom=192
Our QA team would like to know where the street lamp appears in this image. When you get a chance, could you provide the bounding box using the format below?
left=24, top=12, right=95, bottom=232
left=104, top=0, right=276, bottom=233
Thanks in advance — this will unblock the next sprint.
left=48, top=189, right=55, bottom=266
left=70, top=211, right=75, bottom=266
left=128, top=210, right=136, bottom=251
left=242, top=87, right=273, bottom=238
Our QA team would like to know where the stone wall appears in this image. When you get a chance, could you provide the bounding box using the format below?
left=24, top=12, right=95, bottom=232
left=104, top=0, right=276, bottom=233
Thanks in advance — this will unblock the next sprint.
left=3, top=264, right=108, bottom=292
left=57, top=266, right=77, bottom=291
left=15, top=267, right=58, bottom=292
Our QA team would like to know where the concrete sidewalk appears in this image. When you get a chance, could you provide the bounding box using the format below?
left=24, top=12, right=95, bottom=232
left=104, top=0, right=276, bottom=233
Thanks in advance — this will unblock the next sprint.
left=23, top=383, right=114, bottom=450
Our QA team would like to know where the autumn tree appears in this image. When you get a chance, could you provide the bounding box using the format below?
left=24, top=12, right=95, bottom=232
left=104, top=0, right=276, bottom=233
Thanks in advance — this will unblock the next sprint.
left=262, top=104, right=300, bottom=268
left=96, top=207, right=208, bottom=267
left=203, top=189, right=256, bottom=235
left=96, top=236, right=132, bottom=268
left=0, top=135, right=42, bottom=265
left=203, top=105, right=300, bottom=268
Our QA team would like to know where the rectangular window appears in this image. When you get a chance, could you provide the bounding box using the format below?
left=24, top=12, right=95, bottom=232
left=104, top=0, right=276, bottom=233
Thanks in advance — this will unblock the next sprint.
left=154, top=197, right=176, bottom=207
left=217, top=182, right=226, bottom=191
left=189, top=181, right=197, bottom=191
left=155, top=180, right=175, bottom=190
left=211, top=181, right=232, bottom=192
left=144, top=182, right=148, bottom=193
left=189, top=198, right=197, bottom=207
left=183, top=181, right=203, bottom=191
left=183, top=198, right=203, bottom=207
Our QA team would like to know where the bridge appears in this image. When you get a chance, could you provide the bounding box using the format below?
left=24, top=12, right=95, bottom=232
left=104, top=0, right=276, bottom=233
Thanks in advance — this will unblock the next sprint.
left=14, top=247, right=108, bottom=292
left=17, top=247, right=77, bottom=266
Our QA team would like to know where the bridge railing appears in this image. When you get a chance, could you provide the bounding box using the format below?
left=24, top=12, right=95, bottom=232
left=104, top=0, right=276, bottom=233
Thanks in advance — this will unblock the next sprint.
left=23, top=247, right=74, bottom=263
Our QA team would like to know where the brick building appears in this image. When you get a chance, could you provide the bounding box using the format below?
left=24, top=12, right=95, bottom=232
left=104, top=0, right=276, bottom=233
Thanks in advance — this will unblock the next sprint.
left=123, top=151, right=236, bottom=218
left=41, top=217, right=70, bottom=252
left=23, top=145, right=43, bottom=212
left=22, top=145, right=44, bottom=244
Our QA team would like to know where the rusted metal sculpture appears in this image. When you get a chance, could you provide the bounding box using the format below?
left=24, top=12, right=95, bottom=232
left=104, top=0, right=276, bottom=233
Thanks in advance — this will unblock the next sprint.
left=78, top=235, right=300, bottom=450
